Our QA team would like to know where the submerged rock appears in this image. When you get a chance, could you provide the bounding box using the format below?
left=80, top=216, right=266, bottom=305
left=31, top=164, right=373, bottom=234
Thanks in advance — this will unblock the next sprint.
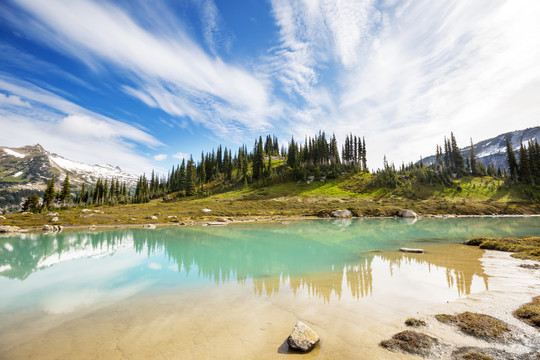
left=331, top=209, right=352, bottom=218
left=398, top=210, right=417, bottom=218
left=287, top=321, right=320, bottom=352
left=0, top=225, right=20, bottom=233
left=400, top=248, right=424, bottom=254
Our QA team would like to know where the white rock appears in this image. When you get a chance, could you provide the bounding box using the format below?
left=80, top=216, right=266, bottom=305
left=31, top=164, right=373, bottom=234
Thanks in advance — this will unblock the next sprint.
left=145, top=216, right=158, bottom=220
left=50, top=217, right=59, bottom=222
left=0, top=215, right=6, bottom=220
left=331, top=209, right=352, bottom=218
left=398, top=210, right=417, bottom=218
left=143, top=224, right=156, bottom=229
left=202, top=209, right=212, bottom=212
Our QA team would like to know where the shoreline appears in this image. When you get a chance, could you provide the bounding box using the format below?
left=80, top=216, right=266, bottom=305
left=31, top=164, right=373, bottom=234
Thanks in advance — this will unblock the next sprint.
left=1, top=213, right=538, bottom=234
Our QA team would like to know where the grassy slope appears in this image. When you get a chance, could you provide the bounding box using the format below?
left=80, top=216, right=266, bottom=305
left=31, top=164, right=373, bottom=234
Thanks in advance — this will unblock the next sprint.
left=2, top=173, right=539, bottom=228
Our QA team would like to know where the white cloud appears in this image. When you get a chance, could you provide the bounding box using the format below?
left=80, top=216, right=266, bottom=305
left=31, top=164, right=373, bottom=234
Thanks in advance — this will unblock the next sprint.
left=0, top=76, right=161, bottom=174
left=269, top=0, right=540, bottom=168
left=153, top=154, right=167, bottom=161
left=172, top=152, right=189, bottom=161
left=10, top=0, right=273, bottom=139
left=0, top=93, right=30, bottom=107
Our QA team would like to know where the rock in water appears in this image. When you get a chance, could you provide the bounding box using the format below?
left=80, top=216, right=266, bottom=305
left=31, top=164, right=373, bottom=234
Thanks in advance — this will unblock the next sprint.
left=331, top=209, right=352, bottom=218
left=287, top=321, right=320, bottom=352
left=398, top=210, right=417, bottom=218
left=400, top=248, right=424, bottom=253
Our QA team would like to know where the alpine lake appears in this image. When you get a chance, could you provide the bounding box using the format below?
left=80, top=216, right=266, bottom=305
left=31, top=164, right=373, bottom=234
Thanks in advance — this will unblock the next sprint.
left=1, top=217, right=539, bottom=359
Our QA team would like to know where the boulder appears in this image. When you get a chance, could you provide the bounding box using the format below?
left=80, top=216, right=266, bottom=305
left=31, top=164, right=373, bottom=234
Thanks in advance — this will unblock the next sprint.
left=202, top=208, right=212, bottom=212
left=145, top=216, right=158, bottom=220
left=331, top=209, right=352, bottom=218
left=0, top=215, right=6, bottom=220
left=42, top=225, right=63, bottom=232
left=0, top=225, right=20, bottom=233
left=82, top=209, right=92, bottom=213
left=154, top=212, right=162, bottom=216
left=50, top=217, right=59, bottom=223
left=287, top=321, right=320, bottom=352
left=398, top=210, right=417, bottom=218
left=216, top=218, right=228, bottom=223
left=47, top=212, right=59, bottom=216
left=143, top=224, right=156, bottom=229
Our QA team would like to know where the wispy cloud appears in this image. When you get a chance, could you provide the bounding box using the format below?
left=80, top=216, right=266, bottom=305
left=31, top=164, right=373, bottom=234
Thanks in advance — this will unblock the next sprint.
left=7, top=0, right=273, bottom=141
left=268, top=0, right=540, bottom=167
left=196, top=0, right=234, bottom=55
left=0, top=75, right=161, bottom=174
left=153, top=154, right=167, bottom=161
left=172, top=152, right=189, bottom=161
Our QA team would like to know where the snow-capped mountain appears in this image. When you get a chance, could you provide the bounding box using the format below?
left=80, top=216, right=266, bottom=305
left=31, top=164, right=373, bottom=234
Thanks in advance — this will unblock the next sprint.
left=0, top=144, right=138, bottom=190
left=421, top=126, right=540, bottom=170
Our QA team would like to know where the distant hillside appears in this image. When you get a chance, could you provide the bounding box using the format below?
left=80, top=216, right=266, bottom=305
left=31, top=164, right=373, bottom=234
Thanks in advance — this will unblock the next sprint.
left=421, top=127, right=540, bottom=170
left=0, top=144, right=138, bottom=210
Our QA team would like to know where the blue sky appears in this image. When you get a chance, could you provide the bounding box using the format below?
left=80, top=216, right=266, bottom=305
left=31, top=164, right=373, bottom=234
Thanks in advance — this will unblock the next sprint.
left=1, top=0, right=539, bottom=174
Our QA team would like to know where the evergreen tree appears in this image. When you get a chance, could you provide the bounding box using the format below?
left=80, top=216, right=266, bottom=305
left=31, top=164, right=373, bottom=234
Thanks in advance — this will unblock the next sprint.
left=22, top=193, right=40, bottom=213
left=185, top=156, right=197, bottom=196
left=518, top=140, right=531, bottom=183
left=43, top=175, right=55, bottom=209
left=253, top=137, right=264, bottom=180
left=505, top=136, right=518, bottom=180
left=469, top=138, right=477, bottom=175
left=60, top=172, right=71, bottom=205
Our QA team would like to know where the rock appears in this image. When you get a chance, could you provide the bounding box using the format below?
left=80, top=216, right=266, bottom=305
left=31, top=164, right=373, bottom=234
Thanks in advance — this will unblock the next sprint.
left=50, top=217, right=59, bottom=222
left=143, top=224, right=156, bottom=229
left=82, top=209, right=92, bottom=213
left=130, top=218, right=136, bottom=221
left=179, top=222, right=187, bottom=226
left=331, top=209, right=352, bottom=218
left=398, top=210, right=417, bottom=218
left=202, top=208, right=212, bottom=212
left=145, top=216, right=158, bottom=220
left=216, top=218, right=228, bottom=223
left=21, top=212, right=30, bottom=215
left=93, top=210, right=101, bottom=213
left=89, top=225, right=97, bottom=230
left=0, top=215, right=6, bottom=220
left=400, top=248, right=424, bottom=253
left=167, top=215, right=177, bottom=219
left=154, top=212, right=161, bottom=216
left=42, top=225, right=63, bottom=232
left=207, top=222, right=227, bottom=226
left=0, top=225, right=20, bottom=233
left=47, top=212, right=59, bottom=216
left=287, top=321, right=320, bottom=352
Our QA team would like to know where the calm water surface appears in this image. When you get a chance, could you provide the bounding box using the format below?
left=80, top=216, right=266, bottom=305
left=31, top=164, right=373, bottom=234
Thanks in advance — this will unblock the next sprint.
left=0, top=217, right=539, bottom=359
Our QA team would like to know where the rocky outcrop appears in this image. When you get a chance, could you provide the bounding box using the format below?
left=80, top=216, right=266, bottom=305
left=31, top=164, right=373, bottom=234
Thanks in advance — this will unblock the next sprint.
left=331, top=209, right=352, bottom=218
left=42, top=225, right=63, bottom=232
left=0, top=225, right=20, bottom=233
left=287, top=321, right=320, bottom=352
left=398, top=210, right=417, bottom=218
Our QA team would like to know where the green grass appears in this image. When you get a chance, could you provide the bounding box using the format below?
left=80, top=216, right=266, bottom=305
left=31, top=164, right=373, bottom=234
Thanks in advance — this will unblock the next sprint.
left=464, top=236, right=540, bottom=261
left=2, top=174, right=539, bottom=228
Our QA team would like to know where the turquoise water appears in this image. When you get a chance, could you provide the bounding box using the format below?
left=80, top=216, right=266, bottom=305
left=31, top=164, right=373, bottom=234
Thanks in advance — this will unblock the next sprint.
left=0, top=217, right=539, bottom=315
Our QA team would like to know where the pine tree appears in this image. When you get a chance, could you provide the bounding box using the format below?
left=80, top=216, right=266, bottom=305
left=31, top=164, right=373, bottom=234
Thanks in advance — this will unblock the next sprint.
left=185, top=156, right=197, bottom=196
left=505, top=136, right=518, bottom=180
left=60, top=172, right=71, bottom=205
left=253, top=137, right=264, bottom=180
left=43, top=175, right=56, bottom=209
left=518, top=140, right=531, bottom=183
left=469, top=138, right=477, bottom=175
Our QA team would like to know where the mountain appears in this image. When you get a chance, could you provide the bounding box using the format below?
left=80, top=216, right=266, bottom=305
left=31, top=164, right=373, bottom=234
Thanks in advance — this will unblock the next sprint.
left=0, top=144, right=138, bottom=210
left=421, top=126, right=540, bottom=170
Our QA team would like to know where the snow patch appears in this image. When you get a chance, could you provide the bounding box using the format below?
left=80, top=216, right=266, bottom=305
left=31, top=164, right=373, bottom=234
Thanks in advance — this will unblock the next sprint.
left=13, top=171, right=23, bottom=177
left=4, top=148, right=25, bottom=158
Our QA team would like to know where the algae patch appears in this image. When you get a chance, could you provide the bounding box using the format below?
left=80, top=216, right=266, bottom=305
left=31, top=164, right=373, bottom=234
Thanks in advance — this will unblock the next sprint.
left=464, top=236, right=540, bottom=261
left=435, top=312, right=510, bottom=341
left=379, top=330, right=439, bottom=357
left=514, top=296, right=540, bottom=329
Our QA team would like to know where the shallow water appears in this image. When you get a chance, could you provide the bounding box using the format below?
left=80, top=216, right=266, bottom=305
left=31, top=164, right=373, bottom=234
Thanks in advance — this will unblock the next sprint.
left=0, top=217, right=539, bottom=359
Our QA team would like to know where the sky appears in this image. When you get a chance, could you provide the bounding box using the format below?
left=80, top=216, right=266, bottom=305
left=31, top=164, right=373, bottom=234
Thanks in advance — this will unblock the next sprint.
left=1, top=0, right=539, bottom=175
